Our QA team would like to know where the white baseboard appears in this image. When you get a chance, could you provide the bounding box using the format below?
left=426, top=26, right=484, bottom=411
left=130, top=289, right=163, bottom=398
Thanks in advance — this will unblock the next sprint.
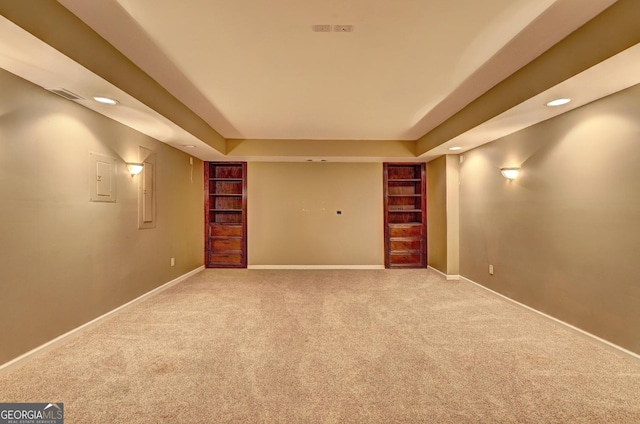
left=0, top=266, right=205, bottom=374
left=248, top=265, right=385, bottom=270
left=427, top=265, right=460, bottom=280
left=459, top=276, right=640, bottom=363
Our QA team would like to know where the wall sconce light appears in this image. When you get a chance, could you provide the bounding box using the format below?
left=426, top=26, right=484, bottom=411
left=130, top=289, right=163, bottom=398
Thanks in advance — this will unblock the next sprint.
left=500, top=167, right=520, bottom=180
left=126, top=163, right=144, bottom=176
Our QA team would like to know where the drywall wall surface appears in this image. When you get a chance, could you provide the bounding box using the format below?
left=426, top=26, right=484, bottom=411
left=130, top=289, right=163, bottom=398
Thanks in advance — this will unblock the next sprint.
left=427, top=156, right=447, bottom=273
left=459, top=83, right=640, bottom=353
left=445, top=155, right=460, bottom=276
left=247, top=162, right=383, bottom=266
left=0, top=68, right=204, bottom=364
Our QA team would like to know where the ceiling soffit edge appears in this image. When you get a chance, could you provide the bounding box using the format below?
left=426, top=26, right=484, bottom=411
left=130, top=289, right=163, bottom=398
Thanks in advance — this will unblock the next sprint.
left=409, top=0, right=617, bottom=140
left=416, top=0, right=640, bottom=155
left=225, top=139, right=418, bottom=160
left=0, top=0, right=226, bottom=154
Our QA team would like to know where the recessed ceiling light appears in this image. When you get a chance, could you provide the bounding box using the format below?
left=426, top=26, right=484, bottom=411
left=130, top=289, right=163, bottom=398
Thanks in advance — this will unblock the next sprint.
left=449, top=146, right=462, bottom=151
left=546, top=98, right=571, bottom=107
left=181, top=144, right=196, bottom=148
left=93, top=96, right=118, bottom=105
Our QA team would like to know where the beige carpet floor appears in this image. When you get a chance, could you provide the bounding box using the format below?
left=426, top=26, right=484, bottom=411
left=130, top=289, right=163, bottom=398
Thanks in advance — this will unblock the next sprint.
left=0, top=269, right=639, bottom=423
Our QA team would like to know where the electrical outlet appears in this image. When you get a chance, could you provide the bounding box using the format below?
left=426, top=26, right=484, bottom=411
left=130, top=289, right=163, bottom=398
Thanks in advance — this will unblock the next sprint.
left=171, top=257, right=175, bottom=267
left=489, top=264, right=494, bottom=275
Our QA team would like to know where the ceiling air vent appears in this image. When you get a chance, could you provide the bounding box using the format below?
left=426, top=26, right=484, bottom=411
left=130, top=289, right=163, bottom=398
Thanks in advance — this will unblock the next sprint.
left=334, top=25, right=353, bottom=32
left=312, top=24, right=354, bottom=33
left=312, top=24, right=332, bottom=32
left=47, top=88, right=84, bottom=101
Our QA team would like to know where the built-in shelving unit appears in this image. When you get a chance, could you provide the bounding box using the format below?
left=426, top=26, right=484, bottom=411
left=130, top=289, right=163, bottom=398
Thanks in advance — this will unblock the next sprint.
left=383, top=163, right=427, bottom=268
left=204, top=162, right=247, bottom=268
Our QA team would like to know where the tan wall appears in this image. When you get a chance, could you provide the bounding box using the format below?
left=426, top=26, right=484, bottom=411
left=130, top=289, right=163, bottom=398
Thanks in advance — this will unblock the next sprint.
left=247, top=162, right=383, bottom=266
left=0, top=69, right=204, bottom=364
left=445, top=155, right=460, bottom=276
left=459, top=83, right=640, bottom=354
left=427, top=156, right=447, bottom=272
left=227, top=139, right=416, bottom=160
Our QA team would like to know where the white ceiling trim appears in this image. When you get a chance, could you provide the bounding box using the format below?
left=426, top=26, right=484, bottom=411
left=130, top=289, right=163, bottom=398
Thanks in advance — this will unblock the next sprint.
left=57, top=0, right=602, bottom=141
left=0, top=16, right=218, bottom=159
left=424, top=42, right=640, bottom=160
left=1, top=2, right=635, bottom=163
left=406, top=0, right=618, bottom=140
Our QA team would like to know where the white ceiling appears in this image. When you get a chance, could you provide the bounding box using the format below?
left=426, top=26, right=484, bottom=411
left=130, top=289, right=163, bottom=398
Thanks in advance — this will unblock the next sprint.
left=1, top=0, right=637, bottom=162
left=55, top=0, right=616, bottom=140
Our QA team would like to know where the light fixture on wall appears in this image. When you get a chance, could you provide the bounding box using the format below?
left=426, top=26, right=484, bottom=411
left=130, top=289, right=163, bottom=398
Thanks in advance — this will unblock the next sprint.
left=126, top=163, right=144, bottom=176
left=500, top=167, right=520, bottom=180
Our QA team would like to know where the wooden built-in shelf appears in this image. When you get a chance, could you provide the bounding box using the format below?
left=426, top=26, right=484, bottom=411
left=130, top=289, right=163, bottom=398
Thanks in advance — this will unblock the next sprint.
left=204, top=162, right=247, bottom=268
left=383, top=163, right=427, bottom=268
